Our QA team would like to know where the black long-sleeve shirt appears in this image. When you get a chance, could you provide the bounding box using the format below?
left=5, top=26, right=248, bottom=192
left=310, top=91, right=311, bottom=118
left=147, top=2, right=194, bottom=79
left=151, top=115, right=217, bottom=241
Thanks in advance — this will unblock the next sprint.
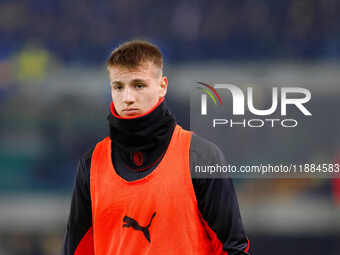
left=63, top=134, right=249, bottom=254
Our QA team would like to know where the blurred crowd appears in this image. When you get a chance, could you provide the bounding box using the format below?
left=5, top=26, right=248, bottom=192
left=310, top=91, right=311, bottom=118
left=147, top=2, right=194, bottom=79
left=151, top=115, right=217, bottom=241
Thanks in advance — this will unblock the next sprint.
left=0, top=0, right=339, bottom=63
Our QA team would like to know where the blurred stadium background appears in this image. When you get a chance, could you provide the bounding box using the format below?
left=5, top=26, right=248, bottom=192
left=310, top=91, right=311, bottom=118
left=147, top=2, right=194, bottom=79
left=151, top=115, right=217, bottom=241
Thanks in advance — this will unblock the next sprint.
left=0, top=0, right=339, bottom=254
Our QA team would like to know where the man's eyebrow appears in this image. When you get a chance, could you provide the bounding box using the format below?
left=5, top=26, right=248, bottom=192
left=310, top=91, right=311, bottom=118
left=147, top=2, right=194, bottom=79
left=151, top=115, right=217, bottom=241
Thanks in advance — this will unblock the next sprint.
left=131, top=79, right=147, bottom=83
left=111, top=81, right=123, bottom=85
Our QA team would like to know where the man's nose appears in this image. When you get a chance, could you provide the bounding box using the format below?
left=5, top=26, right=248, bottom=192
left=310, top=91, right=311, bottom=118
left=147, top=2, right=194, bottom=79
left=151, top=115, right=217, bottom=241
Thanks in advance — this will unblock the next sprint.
left=122, top=87, right=135, bottom=104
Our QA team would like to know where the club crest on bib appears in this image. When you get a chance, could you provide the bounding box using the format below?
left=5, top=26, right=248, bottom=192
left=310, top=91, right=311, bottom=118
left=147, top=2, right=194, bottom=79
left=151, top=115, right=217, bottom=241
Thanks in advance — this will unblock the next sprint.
left=133, top=151, right=144, bottom=167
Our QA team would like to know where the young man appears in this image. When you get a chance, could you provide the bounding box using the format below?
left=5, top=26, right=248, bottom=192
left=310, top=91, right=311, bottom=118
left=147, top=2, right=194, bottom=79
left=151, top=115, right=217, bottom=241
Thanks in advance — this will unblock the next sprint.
left=63, top=40, right=250, bottom=254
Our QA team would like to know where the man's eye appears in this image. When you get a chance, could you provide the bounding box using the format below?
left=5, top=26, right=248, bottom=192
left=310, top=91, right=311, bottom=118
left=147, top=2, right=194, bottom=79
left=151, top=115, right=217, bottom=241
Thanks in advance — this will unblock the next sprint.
left=114, top=86, right=123, bottom=90
left=136, top=84, right=145, bottom=89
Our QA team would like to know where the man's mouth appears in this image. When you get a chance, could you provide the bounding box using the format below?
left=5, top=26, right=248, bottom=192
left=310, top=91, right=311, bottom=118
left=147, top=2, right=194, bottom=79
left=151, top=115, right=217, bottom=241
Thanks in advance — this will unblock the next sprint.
left=123, top=108, right=140, bottom=115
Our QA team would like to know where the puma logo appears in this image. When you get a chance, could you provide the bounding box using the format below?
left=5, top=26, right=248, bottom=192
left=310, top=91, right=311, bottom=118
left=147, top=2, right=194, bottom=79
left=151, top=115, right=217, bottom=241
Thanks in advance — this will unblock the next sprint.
left=122, top=212, right=156, bottom=243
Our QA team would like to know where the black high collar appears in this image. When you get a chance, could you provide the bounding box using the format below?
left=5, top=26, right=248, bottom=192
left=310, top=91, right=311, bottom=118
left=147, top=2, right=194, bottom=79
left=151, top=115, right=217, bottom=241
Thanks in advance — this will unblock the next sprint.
left=107, top=99, right=176, bottom=170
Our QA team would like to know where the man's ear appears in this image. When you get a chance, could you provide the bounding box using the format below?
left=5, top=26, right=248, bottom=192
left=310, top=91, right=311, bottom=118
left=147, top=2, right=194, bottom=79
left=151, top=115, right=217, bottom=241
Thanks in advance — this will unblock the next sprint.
left=160, top=76, right=168, bottom=97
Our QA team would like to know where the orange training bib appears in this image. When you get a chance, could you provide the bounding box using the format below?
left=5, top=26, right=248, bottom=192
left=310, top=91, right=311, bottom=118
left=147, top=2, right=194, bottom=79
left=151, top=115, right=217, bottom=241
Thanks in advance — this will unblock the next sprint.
left=90, top=125, right=225, bottom=255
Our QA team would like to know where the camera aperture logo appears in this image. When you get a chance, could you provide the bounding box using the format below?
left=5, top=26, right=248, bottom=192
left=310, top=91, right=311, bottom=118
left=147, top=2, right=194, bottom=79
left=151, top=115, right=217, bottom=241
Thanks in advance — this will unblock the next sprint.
left=196, top=82, right=312, bottom=128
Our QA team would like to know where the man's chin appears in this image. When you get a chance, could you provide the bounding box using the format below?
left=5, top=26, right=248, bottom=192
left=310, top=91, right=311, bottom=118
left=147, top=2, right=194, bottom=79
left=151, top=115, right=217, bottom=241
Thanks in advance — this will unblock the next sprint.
left=121, top=110, right=141, bottom=117
left=125, top=113, right=139, bottom=117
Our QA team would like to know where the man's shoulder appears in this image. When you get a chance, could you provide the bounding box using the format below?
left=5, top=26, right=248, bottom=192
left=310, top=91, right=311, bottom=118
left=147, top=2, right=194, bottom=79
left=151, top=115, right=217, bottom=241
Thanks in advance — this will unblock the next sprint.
left=79, top=146, right=95, bottom=165
left=78, top=137, right=110, bottom=164
left=189, top=133, right=226, bottom=164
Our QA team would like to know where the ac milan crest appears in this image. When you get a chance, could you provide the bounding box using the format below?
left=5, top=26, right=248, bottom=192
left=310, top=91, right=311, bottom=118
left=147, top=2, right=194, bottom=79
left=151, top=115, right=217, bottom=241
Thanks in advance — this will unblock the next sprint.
left=133, top=151, right=144, bottom=167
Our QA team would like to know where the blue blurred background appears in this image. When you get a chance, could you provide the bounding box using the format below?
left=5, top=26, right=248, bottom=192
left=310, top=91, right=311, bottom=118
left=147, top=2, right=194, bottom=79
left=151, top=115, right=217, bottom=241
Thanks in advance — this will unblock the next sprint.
left=0, top=0, right=339, bottom=254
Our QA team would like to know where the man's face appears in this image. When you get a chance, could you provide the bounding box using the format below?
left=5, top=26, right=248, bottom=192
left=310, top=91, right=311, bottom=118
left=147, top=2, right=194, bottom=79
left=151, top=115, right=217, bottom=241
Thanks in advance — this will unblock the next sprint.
left=108, top=62, right=168, bottom=117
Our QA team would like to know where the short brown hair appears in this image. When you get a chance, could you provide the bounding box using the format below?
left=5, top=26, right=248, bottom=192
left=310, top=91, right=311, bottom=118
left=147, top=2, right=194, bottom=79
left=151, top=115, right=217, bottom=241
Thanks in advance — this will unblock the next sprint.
left=106, top=40, right=163, bottom=70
